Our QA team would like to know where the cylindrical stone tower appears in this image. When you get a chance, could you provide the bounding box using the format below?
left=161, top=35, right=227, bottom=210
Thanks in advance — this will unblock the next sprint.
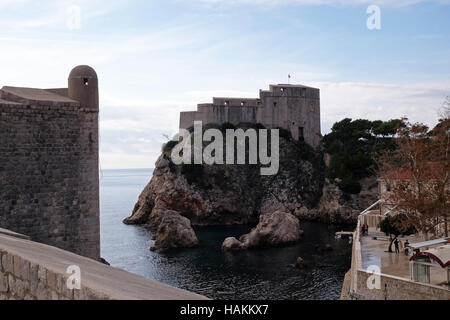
left=68, top=65, right=99, bottom=110
left=68, top=65, right=100, bottom=260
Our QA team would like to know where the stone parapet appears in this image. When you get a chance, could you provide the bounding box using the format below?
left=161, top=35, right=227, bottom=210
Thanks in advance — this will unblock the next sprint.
left=0, top=231, right=207, bottom=300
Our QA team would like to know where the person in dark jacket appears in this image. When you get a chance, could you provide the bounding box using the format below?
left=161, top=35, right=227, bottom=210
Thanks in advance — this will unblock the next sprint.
left=394, top=238, right=400, bottom=254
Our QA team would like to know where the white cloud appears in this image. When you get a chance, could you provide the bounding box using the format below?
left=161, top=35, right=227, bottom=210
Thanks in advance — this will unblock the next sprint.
left=0, top=0, right=29, bottom=8
left=0, top=0, right=126, bottom=30
left=196, top=0, right=442, bottom=7
left=185, top=90, right=257, bottom=100
left=97, top=80, right=449, bottom=168
left=314, top=81, right=450, bottom=133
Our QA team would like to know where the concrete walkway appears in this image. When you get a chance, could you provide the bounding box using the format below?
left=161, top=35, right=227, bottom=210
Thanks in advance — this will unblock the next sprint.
left=360, top=228, right=447, bottom=287
left=360, top=229, right=413, bottom=279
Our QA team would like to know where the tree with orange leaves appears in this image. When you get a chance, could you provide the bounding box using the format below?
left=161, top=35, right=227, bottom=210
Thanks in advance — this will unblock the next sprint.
left=378, top=105, right=449, bottom=239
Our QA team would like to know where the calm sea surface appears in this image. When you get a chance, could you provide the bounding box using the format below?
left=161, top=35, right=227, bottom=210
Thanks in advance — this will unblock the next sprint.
left=100, top=168, right=353, bottom=300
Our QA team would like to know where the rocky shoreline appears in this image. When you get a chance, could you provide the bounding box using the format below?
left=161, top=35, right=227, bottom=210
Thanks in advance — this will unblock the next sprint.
left=123, top=128, right=378, bottom=252
left=221, top=210, right=303, bottom=251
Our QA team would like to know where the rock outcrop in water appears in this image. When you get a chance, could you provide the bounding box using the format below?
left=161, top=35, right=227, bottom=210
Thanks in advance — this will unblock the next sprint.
left=222, top=210, right=302, bottom=250
left=149, top=210, right=198, bottom=252
left=123, top=124, right=378, bottom=250
left=124, top=125, right=325, bottom=228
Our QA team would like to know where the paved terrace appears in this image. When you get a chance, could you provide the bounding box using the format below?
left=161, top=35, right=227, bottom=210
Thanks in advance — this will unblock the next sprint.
left=0, top=230, right=208, bottom=300
left=360, top=228, right=448, bottom=288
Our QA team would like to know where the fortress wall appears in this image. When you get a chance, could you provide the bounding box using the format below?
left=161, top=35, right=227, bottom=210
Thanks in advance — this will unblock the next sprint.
left=202, top=105, right=258, bottom=125
left=44, top=88, right=69, bottom=97
left=212, top=97, right=259, bottom=106
left=261, top=86, right=321, bottom=146
left=0, top=101, right=100, bottom=260
left=286, top=97, right=320, bottom=146
left=179, top=111, right=202, bottom=130
left=179, top=85, right=322, bottom=147
left=258, top=96, right=287, bottom=128
left=257, top=95, right=320, bottom=146
left=0, top=230, right=207, bottom=300
left=355, top=269, right=450, bottom=300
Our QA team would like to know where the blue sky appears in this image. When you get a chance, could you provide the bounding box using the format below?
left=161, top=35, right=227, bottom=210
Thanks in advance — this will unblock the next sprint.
left=0, top=0, right=449, bottom=168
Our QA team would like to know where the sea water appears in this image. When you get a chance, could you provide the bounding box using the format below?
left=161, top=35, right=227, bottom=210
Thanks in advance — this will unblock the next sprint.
left=100, top=168, right=352, bottom=300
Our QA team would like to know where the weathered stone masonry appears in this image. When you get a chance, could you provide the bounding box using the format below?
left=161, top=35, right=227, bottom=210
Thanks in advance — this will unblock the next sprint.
left=0, top=66, right=100, bottom=260
left=0, top=229, right=207, bottom=300
left=180, top=84, right=321, bottom=148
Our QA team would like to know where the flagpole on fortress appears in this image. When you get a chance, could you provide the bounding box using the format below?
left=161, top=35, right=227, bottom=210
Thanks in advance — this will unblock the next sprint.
left=288, top=74, right=291, bottom=84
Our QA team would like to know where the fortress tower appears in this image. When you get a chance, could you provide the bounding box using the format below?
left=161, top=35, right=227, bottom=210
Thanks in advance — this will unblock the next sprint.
left=0, top=65, right=100, bottom=260
left=68, top=65, right=99, bottom=110
left=180, top=84, right=321, bottom=147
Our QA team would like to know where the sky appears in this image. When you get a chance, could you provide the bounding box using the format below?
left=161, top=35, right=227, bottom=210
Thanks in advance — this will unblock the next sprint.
left=0, top=0, right=449, bottom=169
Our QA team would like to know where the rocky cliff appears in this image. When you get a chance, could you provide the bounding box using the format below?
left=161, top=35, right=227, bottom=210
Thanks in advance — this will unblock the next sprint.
left=123, top=126, right=379, bottom=250
left=124, top=130, right=325, bottom=226
left=304, top=176, right=379, bottom=224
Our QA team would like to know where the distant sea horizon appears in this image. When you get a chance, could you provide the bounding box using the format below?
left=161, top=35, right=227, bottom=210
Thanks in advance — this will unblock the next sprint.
left=100, top=168, right=353, bottom=300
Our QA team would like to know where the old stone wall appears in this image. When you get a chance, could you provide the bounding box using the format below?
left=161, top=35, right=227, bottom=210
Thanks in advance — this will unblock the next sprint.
left=0, top=247, right=84, bottom=300
left=179, top=84, right=321, bottom=147
left=355, top=269, right=450, bottom=300
left=0, top=231, right=206, bottom=300
left=0, top=98, right=99, bottom=259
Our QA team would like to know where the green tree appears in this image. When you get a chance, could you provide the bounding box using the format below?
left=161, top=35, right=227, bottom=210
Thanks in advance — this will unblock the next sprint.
left=379, top=214, right=416, bottom=252
left=323, top=118, right=401, bottom=194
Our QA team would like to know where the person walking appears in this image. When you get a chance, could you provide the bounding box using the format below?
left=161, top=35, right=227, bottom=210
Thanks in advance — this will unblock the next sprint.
left=404, top=239, right=410, bottom=255
left=394, top=238, right=400, bottom=254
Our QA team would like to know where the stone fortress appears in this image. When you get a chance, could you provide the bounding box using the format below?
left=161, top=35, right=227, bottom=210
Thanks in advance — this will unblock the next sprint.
left=180, top=84, right=321, bottom=147
left=0, top=65, right=207, bottom=300
left=0, top=65, right=100, bottom=260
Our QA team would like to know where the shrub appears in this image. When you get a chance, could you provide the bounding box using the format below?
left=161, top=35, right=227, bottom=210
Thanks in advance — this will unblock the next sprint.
left=337, top=176, right=362, bottom=194
left=180, top=164, right=204, bottom=185
left=162, top=140, right=178, bottom=153
left=277, top=127, right=292, bottom=140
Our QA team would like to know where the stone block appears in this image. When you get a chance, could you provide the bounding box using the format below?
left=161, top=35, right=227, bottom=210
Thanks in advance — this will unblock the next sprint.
left=13, top=255, right=21, bottom=277
left=37, top=265, right=46, bottom=283
left=0, top=293, right=9, bottom=300
left=56, top=273, right=72, bottom=298
left=2, top=253, right=13, bottom=274
left=46, top=270, right=57, bottom=290
left=29, top=263, right=38, bottom=296
left=36, top=281, right=51, bottom=300
left=20, top=260, right=30, bottom=281
left=80, top=286, right=109, bottom=300
left=8, top=275, right=15, bottom=295
left=15, top=278, right=25, bottom=297
left=0, top=273, right=8, bottom=292
left=48, top=290, right=59, bottom=300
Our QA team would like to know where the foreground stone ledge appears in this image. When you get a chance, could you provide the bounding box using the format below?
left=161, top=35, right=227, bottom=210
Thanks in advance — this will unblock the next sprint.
left=0, top=232, right=208, bottom=300
left=353, top=269, right=450, bottom=300
left=344, top=222, right=450, bottom=300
